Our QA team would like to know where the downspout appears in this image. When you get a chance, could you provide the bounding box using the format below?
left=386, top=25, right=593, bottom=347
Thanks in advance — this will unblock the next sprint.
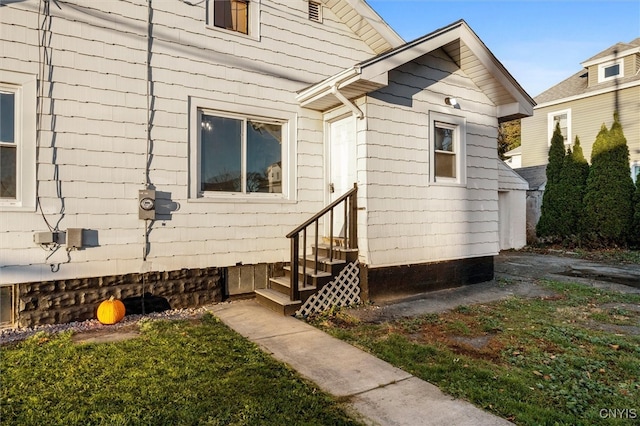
left=331, top=85, right=364, bottom=119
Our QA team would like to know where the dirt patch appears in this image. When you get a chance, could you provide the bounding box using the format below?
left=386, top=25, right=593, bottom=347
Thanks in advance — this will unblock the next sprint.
left=71, top=323, right=141, bottom=344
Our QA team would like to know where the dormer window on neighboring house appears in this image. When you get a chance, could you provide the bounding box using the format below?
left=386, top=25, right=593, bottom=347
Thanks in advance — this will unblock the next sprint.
left=598, top=59, right=624, bottom=83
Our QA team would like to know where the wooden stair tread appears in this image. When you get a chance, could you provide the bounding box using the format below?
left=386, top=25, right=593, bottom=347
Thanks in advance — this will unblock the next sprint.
left=282, top=266, right=332, bottom=278
left=269, top=276, right=316, bottom=291
left=302, top=255, right=346, bottom=265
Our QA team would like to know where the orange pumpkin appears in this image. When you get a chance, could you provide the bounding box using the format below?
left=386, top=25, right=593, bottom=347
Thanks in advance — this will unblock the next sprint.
left=97, top=296, right=126, bottom=325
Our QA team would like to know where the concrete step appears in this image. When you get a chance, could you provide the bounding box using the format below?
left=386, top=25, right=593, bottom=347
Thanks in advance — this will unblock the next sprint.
left=255, top=288, right=302, bottom=316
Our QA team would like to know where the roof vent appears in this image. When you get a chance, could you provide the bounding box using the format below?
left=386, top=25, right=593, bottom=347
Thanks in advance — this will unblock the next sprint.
left=309, top=1, right=322, bottom=23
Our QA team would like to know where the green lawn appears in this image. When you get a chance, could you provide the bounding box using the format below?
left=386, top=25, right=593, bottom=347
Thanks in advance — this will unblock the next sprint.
left=1, top=313, right=361, bottom=426
left=310, top=281, right=640, bottom=426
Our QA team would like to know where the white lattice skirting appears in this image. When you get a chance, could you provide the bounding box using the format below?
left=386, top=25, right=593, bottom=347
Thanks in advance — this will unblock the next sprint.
left=296, top=261, right=360, bottom=317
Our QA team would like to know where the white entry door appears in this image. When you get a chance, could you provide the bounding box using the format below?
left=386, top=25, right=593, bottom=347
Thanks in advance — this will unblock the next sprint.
left=328, top=114, right=356, bottom=238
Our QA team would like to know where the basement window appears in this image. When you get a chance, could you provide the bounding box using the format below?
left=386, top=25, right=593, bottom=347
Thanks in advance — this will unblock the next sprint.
left=0, top=285, right=15, bottom=329
left=309, top=1, right=322, bottom=23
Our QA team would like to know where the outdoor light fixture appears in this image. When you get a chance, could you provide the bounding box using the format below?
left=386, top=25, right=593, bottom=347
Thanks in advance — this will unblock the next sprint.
left=445, top=97, right=458, bottom=106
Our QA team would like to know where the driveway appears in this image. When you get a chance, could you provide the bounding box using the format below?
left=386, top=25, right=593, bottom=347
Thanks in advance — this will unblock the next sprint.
left=346, top=250, right=640, bottom=323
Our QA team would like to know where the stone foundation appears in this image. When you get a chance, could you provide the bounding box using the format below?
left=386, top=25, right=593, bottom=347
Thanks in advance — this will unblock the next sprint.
left=16, top=267, right=223, bottom=328
left=360, top=256, right=494, bottom=302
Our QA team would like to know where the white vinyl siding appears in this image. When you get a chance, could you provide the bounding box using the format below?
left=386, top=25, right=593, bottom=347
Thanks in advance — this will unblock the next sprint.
left=361, top=48, right=500, bottom=267
left=0, top=0, right=378, bottom=284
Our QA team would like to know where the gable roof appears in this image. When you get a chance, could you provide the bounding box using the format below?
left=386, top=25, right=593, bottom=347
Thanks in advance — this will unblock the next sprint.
left=297, top=20, right=535, bottom=121
left=535, top=38, right=640, bottom=106
left=327, top=0, right=405, bottom=54
left=498, top=160, right=529, bottom=191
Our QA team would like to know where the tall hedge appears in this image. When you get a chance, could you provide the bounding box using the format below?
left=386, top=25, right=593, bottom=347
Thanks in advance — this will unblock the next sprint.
left=581, top=115, right=635, bottom=244
left=558, top=137, right=589, bottom=237
left=536, top=123, right=567, bottom=238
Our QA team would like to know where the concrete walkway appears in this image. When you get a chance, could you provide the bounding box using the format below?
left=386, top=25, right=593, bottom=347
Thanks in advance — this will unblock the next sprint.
left=206, top=299, right=512, bottom=426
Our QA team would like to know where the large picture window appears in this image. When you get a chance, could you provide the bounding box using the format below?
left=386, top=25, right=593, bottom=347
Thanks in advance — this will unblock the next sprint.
left=429, top=111, right=466, bottom=185
left=196, top=108, right=286, bottom=196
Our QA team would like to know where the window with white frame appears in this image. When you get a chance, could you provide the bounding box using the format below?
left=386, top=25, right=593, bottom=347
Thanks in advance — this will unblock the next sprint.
left=632, top=163, right=640, bottom=183
left=547, top=109, right=571, bottom=146
left=190, top=100, right=294, bottom=200
left=0, top=70, right=36, bottom=211
left=0, top=90, right=17, bottom=199
left=429, top=112, right=466, bottom=184
left=598, top=59, right=624, bottom=83
left=210, top=0, right=260, bottom=38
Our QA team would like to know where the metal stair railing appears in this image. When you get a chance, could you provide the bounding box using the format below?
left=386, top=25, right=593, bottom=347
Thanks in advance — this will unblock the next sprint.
left=285, top=183, right=358, bottom=301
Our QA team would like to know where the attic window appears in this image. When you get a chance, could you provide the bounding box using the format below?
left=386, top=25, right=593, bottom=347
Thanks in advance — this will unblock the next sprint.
left=308, top=1, right=322, bottom=22
left=598, top=59, right=623, bottom=83
left=214, top=0, right=249, bottom=34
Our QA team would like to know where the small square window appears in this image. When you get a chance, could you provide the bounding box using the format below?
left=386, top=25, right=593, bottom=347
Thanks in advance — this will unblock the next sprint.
left=214, top=0, right=249, bottom=34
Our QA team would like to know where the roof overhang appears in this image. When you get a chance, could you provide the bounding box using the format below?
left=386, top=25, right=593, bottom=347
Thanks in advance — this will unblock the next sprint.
left=581, top=46, right=640, bottom=68
left=297, top=20, right=535, bottom=121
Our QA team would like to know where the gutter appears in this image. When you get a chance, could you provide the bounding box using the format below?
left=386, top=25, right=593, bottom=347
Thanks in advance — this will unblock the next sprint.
left=296, top=66, right=365, bottom=119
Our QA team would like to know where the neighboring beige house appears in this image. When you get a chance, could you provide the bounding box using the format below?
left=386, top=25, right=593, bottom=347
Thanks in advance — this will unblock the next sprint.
left=520, top=38, right=640, bottom=180
left=1, top=0, right=533, bottom=327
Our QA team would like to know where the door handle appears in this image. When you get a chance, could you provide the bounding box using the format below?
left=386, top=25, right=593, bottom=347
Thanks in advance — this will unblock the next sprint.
left=329, top=183, right=335, bottom=193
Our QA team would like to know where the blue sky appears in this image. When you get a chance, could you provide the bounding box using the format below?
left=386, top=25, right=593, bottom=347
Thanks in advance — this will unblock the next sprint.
left=367, top=1, right=640, bottom=97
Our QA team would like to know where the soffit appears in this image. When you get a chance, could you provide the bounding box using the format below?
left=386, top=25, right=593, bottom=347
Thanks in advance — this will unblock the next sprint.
left=298, top=20, right=535, bottom=120
left=324, top=0, right=404, bottom=54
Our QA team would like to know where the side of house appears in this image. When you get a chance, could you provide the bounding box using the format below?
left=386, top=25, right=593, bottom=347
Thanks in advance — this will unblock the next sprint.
left=0, top=0, right=403, bottom=326
left=521, top=38, right=640, bottom=178
left=1, top=1, right=533, bottom=327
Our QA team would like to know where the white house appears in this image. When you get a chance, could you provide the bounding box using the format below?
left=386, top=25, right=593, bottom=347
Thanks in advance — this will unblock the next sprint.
left=0, top=0, right=533, bottom=327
